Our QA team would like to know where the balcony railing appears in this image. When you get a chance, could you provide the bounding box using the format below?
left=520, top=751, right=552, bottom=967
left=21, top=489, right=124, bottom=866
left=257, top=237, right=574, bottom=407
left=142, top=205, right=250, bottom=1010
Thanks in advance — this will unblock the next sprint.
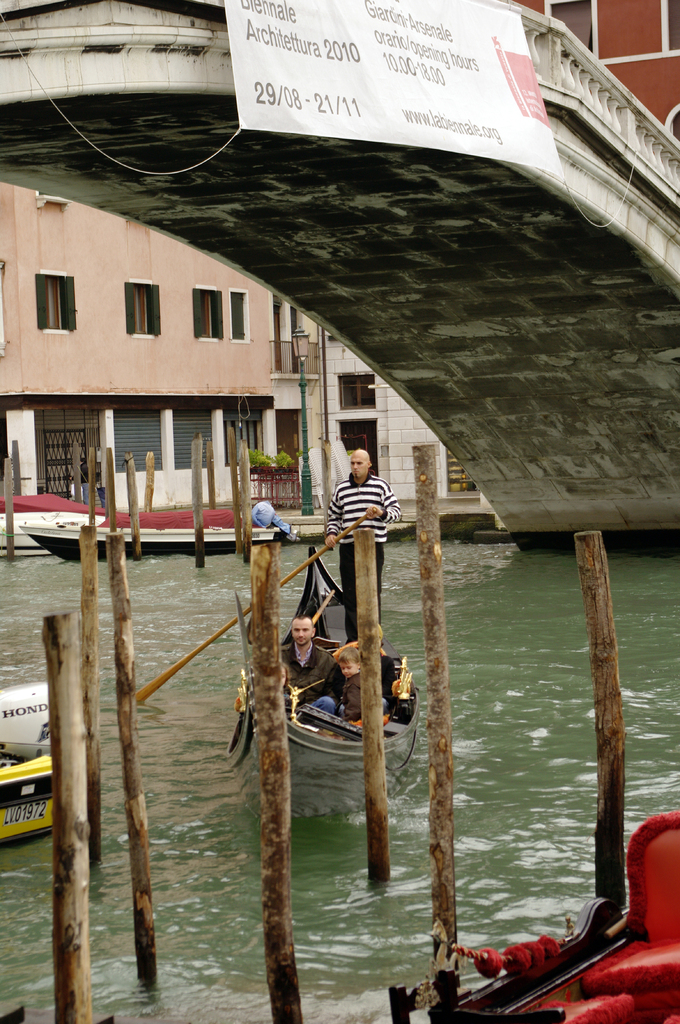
left=271, top=340, right=319, bottom=375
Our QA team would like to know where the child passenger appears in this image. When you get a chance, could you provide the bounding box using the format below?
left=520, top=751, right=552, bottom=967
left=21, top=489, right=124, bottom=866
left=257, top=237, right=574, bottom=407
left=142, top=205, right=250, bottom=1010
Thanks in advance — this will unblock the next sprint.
left=337, top=647, right=391, bottom=722
left=338, top=647, right=362, bottom=722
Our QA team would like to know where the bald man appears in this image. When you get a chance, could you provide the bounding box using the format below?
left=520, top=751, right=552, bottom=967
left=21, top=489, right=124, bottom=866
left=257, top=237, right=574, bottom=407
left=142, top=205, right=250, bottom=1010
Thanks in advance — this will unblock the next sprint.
left=325, top=449, right=401, bottom=641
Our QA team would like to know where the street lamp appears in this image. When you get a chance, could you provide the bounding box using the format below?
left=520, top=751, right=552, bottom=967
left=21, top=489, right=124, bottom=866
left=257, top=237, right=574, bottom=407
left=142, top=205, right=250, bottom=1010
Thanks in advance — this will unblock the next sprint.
left=292, top=325, right=314, bottom=516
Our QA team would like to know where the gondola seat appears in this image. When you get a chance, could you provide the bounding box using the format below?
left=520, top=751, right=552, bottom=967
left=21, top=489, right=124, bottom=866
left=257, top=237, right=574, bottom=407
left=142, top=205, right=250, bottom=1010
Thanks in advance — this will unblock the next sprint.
left=544, top=994, right=634, bottom=1022
left=582, top=812, right=680, bottom=1013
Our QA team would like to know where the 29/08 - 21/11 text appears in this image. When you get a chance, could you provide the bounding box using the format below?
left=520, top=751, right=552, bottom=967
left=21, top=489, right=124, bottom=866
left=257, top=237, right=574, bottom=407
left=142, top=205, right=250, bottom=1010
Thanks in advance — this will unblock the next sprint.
left=254, top=82, right=362, bottom=116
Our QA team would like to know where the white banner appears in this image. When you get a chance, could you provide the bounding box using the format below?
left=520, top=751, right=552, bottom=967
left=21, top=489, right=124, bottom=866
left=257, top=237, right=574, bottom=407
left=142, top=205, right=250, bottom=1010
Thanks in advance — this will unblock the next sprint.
left=224, top=0, right=563, bottom=177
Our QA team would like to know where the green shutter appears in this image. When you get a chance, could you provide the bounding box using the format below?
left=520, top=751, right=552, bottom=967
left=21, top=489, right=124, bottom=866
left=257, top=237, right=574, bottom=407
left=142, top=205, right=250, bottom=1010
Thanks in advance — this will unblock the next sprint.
left=192, top=289, right=203, bottom=338
left=64, top=276, right=77, bottom=331
left=35, top=274, right=47, bottom=329
left=230, top=292, right=245, bottom=340
left=213, top=290, right=224, bottom=339
left=149, top=284, right=161, bottom=336
left=125, top=282, right=135, bottom=334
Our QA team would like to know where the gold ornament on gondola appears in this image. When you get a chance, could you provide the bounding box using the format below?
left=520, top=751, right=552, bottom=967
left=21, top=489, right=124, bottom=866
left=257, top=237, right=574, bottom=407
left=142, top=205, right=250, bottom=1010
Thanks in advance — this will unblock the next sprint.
left=392, top=657, right=413, bottom=700
left=234, top=668, right=248, bottom=713
left=287, top=678, right=325, bottom=722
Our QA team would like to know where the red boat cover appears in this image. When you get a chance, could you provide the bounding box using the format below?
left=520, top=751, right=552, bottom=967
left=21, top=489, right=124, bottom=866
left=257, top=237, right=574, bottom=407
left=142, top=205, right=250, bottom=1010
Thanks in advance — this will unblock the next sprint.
left=0, top=494, right=91, bottom=514
left=99, top=509, right=235, bottom=530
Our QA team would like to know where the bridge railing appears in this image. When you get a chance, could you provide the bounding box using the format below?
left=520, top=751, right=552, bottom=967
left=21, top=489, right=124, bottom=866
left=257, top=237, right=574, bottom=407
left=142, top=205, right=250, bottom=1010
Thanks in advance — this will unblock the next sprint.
left=522, top=9, right=680, bottom=201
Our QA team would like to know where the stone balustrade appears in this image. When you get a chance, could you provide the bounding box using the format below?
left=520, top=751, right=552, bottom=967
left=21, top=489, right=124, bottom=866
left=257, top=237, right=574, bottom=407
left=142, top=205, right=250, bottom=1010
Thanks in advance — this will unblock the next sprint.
left=522, top=8, right=680, bottom=203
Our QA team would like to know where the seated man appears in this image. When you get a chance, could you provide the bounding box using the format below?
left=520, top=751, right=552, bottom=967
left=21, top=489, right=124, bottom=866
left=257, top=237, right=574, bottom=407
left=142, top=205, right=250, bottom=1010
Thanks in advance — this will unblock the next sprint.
left=252, top=500, right=299, bottom=542
left=281, top=614, right=338, bottom=713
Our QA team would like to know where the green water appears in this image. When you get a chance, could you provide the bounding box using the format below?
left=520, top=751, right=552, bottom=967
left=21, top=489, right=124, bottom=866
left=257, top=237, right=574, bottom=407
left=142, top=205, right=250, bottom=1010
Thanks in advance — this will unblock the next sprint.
left=1, top=542, right=679, bottom=1022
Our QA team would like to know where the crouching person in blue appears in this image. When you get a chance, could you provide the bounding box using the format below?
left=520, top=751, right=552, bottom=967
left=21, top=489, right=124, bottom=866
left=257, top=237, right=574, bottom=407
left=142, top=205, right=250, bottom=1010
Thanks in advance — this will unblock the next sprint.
left=281, top=614, right=338, bottom=713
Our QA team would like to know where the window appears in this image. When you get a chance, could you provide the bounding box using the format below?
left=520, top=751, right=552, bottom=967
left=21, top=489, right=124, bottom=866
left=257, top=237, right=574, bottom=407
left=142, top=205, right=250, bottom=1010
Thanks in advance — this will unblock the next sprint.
left=273, top=297, right=281, bottom=342
left=290, top=305, right=298, bottom=334
left=339, top=374, right=376, bottom=409
left=224, top=412, right=262, bottom=462
left=551, top=1, right=592, bottom=50
left=192, top=288, right=223, bottom=339
left=671, top=0, right=680, bottom=50
left=35, top=274, right=76, bottom=330
left=125, top=282, right=161, bottom=335
left=229, top=290, right=248, bottom=341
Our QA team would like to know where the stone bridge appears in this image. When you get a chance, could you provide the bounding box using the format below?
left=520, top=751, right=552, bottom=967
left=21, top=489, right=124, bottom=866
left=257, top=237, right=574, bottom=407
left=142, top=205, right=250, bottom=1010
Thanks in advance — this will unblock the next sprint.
left=1, top=0, right=680, bottom=547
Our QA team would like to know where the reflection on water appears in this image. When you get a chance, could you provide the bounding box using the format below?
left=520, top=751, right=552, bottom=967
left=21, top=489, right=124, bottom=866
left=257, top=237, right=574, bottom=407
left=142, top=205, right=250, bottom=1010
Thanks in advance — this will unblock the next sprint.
left=1, top=542, right=680, bottom=1022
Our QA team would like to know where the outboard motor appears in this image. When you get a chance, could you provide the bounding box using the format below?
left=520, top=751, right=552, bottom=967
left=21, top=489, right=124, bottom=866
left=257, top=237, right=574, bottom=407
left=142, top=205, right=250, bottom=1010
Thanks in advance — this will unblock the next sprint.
left=0, top=683, right=50, bottom=765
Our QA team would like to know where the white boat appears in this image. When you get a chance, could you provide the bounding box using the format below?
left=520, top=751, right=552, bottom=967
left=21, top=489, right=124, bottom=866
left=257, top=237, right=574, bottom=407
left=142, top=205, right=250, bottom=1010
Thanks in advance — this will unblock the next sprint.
left=23, top=508, right=278, bottom=559
left=0, top=494, right=104, bottom=556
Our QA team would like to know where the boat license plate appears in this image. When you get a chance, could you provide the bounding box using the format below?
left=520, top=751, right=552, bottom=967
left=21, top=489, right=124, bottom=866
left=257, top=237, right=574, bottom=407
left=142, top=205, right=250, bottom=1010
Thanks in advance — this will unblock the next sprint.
left=4, top=799, right=49, bottom=826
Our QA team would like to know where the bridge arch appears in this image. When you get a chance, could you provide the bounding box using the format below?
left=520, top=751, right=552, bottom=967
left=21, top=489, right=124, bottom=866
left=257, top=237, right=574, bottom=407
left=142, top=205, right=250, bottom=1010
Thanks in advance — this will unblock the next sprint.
left=1, top=1, right=680, bottom=546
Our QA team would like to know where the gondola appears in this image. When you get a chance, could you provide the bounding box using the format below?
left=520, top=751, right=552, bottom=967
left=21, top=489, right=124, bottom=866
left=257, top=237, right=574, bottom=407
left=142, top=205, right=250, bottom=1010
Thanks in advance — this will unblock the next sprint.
left=226, top=548, right=420, bottom=817
left=389, top=808, right=680, bottom=1024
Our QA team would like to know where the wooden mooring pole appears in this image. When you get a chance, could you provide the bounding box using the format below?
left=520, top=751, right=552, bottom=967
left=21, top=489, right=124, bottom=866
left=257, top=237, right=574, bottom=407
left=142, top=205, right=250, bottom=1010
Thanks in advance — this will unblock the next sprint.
left=355, top=528, right=390, bottom=883
left=144, top=452, right=155, bottom=513
left=80, top=525, right=101, bottom=862
left=250, top=544, right=302, bottom=1024
left=413, top=444, right=457, bottom=959
left=206, top=439, right=216, bottom=509
left=11, top=439, right=21, bottom=496
left=106, top=531, right=157, bottom=983
left=227, top=427, right=243, bottom=556
left=192, top=433, right=205, bottom=569
left=106, top=447, right=117, bottom=531
left=3, top=457, right=14, bottom=561
left=240, top=439, right=252, bottom=564
left=125, top=452, right=142, bottom=562
left=87, top=447, right=96, bottom=525
left=574, top=531, right=626, bottom=908
left=42, top=610, right=92, bottom=1024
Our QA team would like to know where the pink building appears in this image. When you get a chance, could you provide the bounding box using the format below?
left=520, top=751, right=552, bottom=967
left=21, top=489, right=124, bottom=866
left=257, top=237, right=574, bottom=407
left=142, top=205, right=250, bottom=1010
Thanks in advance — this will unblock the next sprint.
left=0, top=183, right=274, bottom=505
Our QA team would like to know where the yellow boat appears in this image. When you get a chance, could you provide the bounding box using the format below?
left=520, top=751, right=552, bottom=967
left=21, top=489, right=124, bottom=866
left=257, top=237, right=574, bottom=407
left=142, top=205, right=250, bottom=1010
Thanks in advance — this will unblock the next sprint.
left=0, top=756, right=52, bottom=843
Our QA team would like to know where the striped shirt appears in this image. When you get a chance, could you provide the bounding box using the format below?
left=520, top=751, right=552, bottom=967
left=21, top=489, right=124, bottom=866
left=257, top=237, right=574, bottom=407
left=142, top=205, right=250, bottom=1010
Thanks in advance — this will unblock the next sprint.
left=326, top=473, right=401, bottom=544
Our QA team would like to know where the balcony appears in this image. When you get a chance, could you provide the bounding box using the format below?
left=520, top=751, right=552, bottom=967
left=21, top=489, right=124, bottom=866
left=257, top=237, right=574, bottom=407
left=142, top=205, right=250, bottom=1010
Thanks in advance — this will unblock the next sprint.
left=270, top=340, right=319, bottom=375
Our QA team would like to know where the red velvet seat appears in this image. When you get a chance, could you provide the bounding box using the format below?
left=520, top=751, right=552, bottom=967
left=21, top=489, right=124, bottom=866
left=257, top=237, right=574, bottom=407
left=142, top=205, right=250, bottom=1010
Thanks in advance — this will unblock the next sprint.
left=582, top=812, right=680, bottom=1014
left=544, top=994, right=634, bottom=1022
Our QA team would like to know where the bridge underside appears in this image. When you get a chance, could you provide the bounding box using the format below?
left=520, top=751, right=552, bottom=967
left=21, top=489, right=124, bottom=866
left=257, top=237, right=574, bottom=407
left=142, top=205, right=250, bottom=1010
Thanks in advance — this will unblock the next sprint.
left=2, top=91, right=680, bottom=547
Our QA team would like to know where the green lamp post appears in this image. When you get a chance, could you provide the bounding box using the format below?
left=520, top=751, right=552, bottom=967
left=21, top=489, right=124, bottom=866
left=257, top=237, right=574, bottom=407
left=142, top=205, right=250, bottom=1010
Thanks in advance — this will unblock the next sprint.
left=292, top=326, right=314, bottom=516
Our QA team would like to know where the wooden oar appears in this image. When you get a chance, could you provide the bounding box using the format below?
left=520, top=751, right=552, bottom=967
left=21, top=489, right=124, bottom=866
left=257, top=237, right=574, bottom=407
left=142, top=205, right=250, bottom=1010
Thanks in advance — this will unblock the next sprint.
left=312, top=590, right=335, bottom=625
left=135, top=513, right=368, bottom=703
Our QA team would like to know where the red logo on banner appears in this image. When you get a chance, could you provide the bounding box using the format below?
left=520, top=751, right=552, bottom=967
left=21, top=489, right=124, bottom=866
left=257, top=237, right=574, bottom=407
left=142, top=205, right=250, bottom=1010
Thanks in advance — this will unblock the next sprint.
left=493, top=37, right=550, bottom=128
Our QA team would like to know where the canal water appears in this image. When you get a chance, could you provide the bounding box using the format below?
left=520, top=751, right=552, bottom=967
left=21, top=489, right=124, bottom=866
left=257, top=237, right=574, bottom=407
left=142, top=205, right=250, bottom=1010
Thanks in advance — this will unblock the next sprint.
left=1, top=540, right=679, bottom=1023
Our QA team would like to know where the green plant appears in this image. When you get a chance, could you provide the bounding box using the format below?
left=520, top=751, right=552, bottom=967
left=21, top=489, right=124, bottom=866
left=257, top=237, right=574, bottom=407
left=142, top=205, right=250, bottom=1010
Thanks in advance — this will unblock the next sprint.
left=248, top=448, right=273, bottom=467
left=273, top=451, right=294, bottom=468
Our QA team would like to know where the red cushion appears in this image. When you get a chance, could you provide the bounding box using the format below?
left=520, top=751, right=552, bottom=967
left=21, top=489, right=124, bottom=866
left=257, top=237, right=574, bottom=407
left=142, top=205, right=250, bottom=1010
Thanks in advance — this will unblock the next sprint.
left=582, top=939, right=680, bottom=1003
left=543, top=995, right=634, bottom=1022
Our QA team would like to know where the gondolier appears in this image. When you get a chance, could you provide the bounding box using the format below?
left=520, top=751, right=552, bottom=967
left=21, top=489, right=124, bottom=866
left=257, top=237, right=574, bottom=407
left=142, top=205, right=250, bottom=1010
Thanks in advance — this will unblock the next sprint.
left=325, top=449, right=401, bottom=642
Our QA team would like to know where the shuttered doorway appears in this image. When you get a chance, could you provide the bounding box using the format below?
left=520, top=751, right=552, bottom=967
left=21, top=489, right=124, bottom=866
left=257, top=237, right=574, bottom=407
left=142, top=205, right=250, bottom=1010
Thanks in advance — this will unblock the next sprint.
left=172, top=411, right=212, bottom=469
left=113, top=411, right=163, bottom=472
left=35, top=409, right=100, bottom=498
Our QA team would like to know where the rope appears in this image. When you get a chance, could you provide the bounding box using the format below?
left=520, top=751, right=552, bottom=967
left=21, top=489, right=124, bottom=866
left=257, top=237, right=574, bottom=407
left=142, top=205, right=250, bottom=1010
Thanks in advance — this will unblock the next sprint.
left=545, top=147, right=639, bottom=229
left=0, top=10, right=242, bottom=176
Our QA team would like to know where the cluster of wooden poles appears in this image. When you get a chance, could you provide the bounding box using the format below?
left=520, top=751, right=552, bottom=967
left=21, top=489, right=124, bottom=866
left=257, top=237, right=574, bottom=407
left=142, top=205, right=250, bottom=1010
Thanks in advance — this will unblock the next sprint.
left=43, top=523, right=157, bottom=1024
left=3, top=426, right=255, bottom=566
left=36, top=442, right=625, bottom=1024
